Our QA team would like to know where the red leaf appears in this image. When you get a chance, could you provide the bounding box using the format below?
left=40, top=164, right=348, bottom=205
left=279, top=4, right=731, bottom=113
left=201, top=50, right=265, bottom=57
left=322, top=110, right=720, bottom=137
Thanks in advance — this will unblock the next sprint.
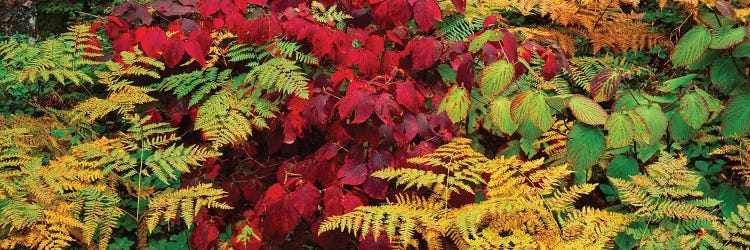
left=140, top=28, right=167, bottom=59
left=374, top=93, right=400, bottom=125
left=282, top=97, right=308, bottom=144
left=410, top=0, right=441, bottom=32
left=541, top=49, right=560, bottom=80
left=311, top=31, right=335, bottom=58
left=456, top=53, right=474, bottom=87
left=247, top=0, right=267, bottom=6
left=185, top=30, right=212, bottom=66
left=323, top=185, right=345, bottom=218
left=501, top=29, right=518, bottom=63
left=255, top=184, right=288, bottom=214
left=451, top=0, right=466, bottom=13
left=112, top=33, right=134, bottom=52
left=404, top=37, right=441, bottom=71
left=392, top=114, right=418, bottom=144
left=199, top=0, right=221, bottom=16
left=125, top=5, right=153, bottom=25
left=270, top=0, right=303, bottom=12
left=164, top=37, right=186, bottom=68
left=289, top=183, right=321, bottom=221
left=344, top=48, right=380, bottom=77
left=191, top=222, right=219, bottom=250
left=342, top=193, right=364, bottom=213
left=238, top=177, right=264, bottom=203
left=395, top=81, right=425, bottom=113
left=303, top=94, right=332, bottom=126
left=362, top=177, right=388, bottom=199
left=365, top=35, right=385, bottom=55
left=264, top=199, right=300, bottom=238
left=370, top=0, right=412, bottom=28
left=203, top=157, right=221, bottom=179
left=105, top=16, right=128, bottom=38
left=167, top=99, right=190, bottom=127
left=381, top=50, right=401, bottom=72
left=314, top=143, right=340, bottom=162
left=337, top=81, right=376, bottom=123
left=359, top=233, right=392, bottom=250
left=337, top=163, right=368, bottom=185
left=180, top=0, right=198, bottom=6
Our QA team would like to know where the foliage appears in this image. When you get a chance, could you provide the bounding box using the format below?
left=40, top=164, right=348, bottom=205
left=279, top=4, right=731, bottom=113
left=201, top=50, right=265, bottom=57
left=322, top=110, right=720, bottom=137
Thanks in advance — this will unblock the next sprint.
left=2, top=0, right=750, bottom=249
left=0, top=114, right=228, bottom=250
left=320, top=138, right=631, bottom=249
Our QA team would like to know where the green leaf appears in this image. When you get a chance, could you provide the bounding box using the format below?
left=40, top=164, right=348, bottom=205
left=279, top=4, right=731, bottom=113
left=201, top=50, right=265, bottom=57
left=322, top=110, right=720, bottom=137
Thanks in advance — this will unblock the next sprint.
left=680, top=92, right=710, bottom=129
left=605, top=112, right=635, bottom=148
left=669, top=111, right=698, bottom=142
left=510, top=90, right=553, bottom=133
left=634, top=104, right=667, bottom=144
left=436, top=64, right=457, bottom=84
left=498, top=139, right=521, bottom=158
left=567, top=95, right=608, bottom=125
left=480, top=60, right=514, bottom=98
left=488, top=96, right=517, bottom=135
left=658, top=74, right=696, bottom=92
left=695, top=88, right=723, bottom=113
left=710, top=57, right=745, bottom=94
left=546, top=94, right=572, bottom=112
left=606, top=156, right=639, bottom=181
left=439, top=86, right=471, bottom=123
left=688, top=49, right=720, bottom=70
left=567, top=122, right=606, bottom=171
left=709, top=26, right=746, bottom=49
left=700, top=10, right=736, bottom=29
left=722, top=93, right=750, bottom=138
left=716, top=183, right=747, bottom=217
left=671, top=26, right=712, bottom=67
left=636, top=142, right=665, bottom=162
left=108, top=237, right=135, bottom=250
left=469, top=30, right=502, bottom=53
left=516, top=118, right=544, bottom=140
left=732, top=41, right=750, bottom=58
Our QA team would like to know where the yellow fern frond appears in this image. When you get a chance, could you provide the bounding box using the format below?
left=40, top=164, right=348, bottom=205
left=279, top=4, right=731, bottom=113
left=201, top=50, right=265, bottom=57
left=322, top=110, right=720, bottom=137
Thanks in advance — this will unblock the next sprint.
left=145, top=183, right=231, bottom=232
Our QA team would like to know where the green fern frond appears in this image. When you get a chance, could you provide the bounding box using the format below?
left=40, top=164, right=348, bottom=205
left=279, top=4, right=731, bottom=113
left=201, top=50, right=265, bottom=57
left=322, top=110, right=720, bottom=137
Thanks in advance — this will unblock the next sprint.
left=145, top=144, right=222, bottom=184
left=440, top=15, right=481, bottom=41
left=245, top=57, right=310, bottom=98
left=194, top=86, right=278, bottom=148
left=152, top=68, right=233, bottom=107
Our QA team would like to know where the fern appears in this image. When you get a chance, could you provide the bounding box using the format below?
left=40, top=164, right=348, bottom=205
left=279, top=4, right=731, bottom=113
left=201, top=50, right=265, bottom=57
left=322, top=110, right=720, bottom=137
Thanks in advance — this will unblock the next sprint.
left=610, top=153, right=720, bottom=221
left=145, top=183, right=231, bottom=232
left=320, top=138, right=630, bottom=249
left=152, top=67, right=233, bottom=107
left=440, top=15, right=481, bottom=41
left=310, top=1, right=352, bottom=24
left=711, top=139, right=750, bottom=186
left=0, top=114, right=227, bottom=250
left=70, top=48, right=163, bottom=123
left=194, top=83, right=278, bottom=148
left=245, top=57, right=310, bottom=98
left=0, top=24, right=99, bottom=87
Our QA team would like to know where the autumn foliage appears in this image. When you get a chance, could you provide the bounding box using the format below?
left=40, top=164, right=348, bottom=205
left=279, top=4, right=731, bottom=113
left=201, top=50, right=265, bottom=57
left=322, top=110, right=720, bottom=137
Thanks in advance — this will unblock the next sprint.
left=3, top=0, right=750, bottom=249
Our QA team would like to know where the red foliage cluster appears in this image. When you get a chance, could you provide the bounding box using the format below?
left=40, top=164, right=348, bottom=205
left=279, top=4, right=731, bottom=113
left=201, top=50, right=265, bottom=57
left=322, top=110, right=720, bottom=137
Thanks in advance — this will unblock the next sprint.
left=98, top=0, right=564, bottom=248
